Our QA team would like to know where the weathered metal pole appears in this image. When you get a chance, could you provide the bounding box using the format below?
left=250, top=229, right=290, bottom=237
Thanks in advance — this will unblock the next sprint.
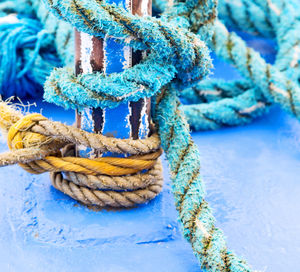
left=75, top=0, right=151, bottom=157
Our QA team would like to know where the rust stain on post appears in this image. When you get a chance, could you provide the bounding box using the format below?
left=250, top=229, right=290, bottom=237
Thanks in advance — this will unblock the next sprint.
left=75, top=0, right=152, bottom=157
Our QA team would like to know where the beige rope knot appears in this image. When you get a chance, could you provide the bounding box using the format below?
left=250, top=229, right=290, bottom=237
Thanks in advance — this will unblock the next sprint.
left=0, top=102, right=163, bottom=207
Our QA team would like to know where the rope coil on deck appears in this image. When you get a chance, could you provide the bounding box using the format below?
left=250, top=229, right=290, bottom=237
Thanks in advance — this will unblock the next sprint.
left=0, top=102, right=163, bottom=207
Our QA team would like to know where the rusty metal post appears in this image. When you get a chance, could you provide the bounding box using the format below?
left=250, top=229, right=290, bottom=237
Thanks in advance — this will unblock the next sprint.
left=75, top=0, right=152, bottom=157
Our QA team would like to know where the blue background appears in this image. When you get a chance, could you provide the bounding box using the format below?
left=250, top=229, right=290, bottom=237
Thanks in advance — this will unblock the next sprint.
left=0, top=35, right=299, bottom=271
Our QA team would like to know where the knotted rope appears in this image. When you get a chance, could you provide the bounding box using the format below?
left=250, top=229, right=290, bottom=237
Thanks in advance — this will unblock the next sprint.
left=1, top=0, right=299, bottom=131
left=0, top=0, right=298, bottom=271
left=0, top=101, right=163, bottom=207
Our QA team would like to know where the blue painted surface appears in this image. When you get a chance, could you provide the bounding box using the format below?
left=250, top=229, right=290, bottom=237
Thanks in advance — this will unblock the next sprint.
left=102, top=33, right=132, bottom=139
left=0, top=37, right=300, bottom=271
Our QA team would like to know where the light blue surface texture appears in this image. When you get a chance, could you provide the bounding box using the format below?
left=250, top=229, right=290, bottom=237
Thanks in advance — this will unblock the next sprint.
left=0, top=37, right=299, bottom=272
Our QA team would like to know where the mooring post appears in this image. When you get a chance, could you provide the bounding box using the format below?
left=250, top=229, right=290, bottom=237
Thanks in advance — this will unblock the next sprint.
left=75, top=0, right=152, bottom=158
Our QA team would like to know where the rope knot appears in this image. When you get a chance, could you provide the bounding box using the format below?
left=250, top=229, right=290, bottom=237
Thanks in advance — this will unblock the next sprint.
left=0, top=102, right=163, bottom=207
left=7, top=113, right=49, bottom=150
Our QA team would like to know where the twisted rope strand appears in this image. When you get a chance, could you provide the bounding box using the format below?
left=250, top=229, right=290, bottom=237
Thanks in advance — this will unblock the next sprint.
left=0, top=102, right=163, bottom=207
left=153, top=87, right=252, bottom=271
left=51, top=169, right=163, bottom=208
left=177, top=0, right=300, bottom=130
left=41, top=0, right=213, bottom=109
left=1, top=0, right=299, bottom=131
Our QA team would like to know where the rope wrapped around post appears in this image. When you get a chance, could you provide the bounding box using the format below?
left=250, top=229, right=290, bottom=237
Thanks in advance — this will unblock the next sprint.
left=0, top=101, right=163, bottom=207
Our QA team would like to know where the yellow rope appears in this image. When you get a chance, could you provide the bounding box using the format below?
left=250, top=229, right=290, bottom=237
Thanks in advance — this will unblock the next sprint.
left=0, top=102, right=163, bottom=207
left=7, top=113, right=48, bottom=149
left=5, top=112, right=161, bottom=176
left=17, top=151, right=161, bottom=175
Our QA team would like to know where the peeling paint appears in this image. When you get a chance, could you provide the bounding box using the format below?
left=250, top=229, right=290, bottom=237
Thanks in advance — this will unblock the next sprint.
left=138, top=98, right=150, bottom=138
left=80, top=33, right=93, bottom=74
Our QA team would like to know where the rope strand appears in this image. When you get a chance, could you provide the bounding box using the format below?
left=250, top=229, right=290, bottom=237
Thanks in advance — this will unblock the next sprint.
left=0, top=101, right=163, bottom=207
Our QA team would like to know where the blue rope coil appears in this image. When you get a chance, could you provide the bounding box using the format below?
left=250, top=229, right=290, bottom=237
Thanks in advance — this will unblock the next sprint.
left=0, top=13, right=61, bottom=98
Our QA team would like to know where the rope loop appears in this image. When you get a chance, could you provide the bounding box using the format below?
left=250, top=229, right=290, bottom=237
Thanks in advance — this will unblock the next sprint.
left=42, top=0, right=214, bottom=110
left=181, top=0, right=300, bottom=130
left=0, top=102, right=163, bottom=207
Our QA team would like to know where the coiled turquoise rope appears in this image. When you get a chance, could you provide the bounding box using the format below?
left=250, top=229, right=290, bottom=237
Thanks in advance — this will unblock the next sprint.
left=0, top=0, right=299, bottom=271
left=0, top=13, right=61, bottom=97
left=182, top=0, right=300, bottom=129
left=42, top=0, right=213, bottom=110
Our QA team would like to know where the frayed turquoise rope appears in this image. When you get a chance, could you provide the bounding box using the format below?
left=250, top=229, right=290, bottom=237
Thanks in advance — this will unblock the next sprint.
left=41, top=0, right=213, bottom=109
left=150, top=0, right=300, bottom=130
left=44, top=56, right=176, bottom=110
left=183, top=86, right=269, bottom=130
left=181, top=0, right=300, bottom=130
left=41, top=0, right=258, bottom=270
left=153, top=86, right=252, bottom=271
left=0, top=0, right=299, bottom=128
left=211, top=19, right=300, bottom=116
left=39, top=0, right=300, bottom=129
left=179, top=80, right=270, bottom=130
left=180, top=80, right=254, bottom=104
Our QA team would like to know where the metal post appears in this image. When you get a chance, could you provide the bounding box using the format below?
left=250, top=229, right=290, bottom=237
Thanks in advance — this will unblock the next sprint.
left=75, top=0, right=152, bottom=157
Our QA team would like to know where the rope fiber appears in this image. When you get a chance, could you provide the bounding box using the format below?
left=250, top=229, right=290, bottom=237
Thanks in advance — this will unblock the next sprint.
left=0, top=101, right=163, bottom=207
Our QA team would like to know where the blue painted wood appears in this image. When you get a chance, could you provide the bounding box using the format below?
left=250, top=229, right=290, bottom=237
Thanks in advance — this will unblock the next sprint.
left=0, top=36, right=299, bottom=272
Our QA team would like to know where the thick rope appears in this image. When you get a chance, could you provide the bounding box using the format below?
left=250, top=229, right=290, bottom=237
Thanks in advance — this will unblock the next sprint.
left=181, top=0, right=300, bottom=130
left=1, top=0, right=299, bottom=130
left=0, top=101, right=163, bottom=207
left=51, top=170, right=163, bottom=208
left=0, top=102, right=161, bottom=156
left=40, top=0, right=214, bottom=110
left=153, top=87, right=252, bottom=271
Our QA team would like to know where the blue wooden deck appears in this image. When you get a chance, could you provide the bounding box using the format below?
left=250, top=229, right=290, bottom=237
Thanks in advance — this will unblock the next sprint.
left=0, top=35, right=299, bottom=271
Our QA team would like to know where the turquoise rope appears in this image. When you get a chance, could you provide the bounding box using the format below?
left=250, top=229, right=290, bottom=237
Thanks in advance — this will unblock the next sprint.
left=0, top=0, right=298, bottom=129
left=0, top=15, right=61, bottom=97
left=41, top=0, right=213, bottom=109
left=182, top=0, right=300, bottom=130
left=31, top=0, right=255, bottom=270
left=153, top=86, right=252, bottom=271
left=0, top=0, right=74, bottom=66
left=44, top=59, right=177, bottom=110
